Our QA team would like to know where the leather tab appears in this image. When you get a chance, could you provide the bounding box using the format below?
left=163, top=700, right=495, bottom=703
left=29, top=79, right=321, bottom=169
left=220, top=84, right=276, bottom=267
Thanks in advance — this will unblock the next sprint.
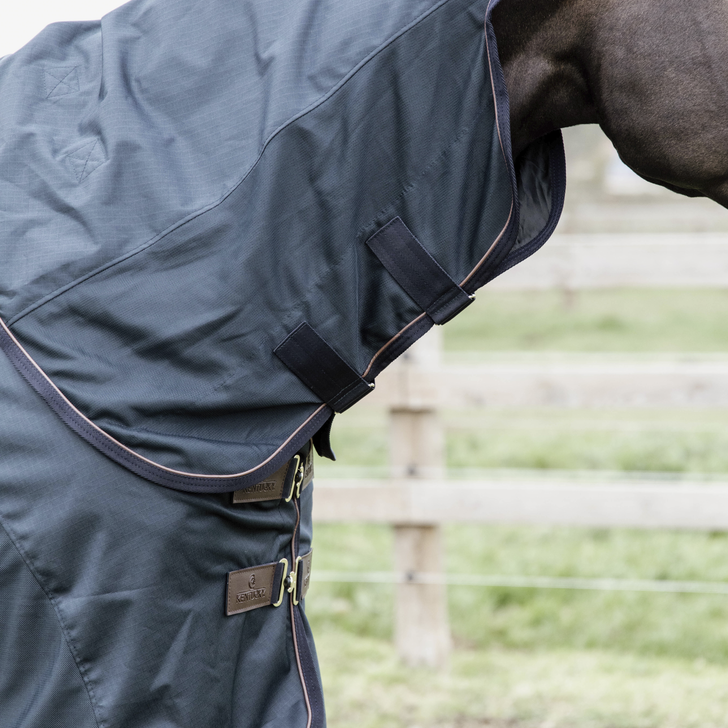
left=297, top=550, right=313, bottom=601
left=226, top=560, right=285, bottom=616
left=232, top=448, right=313, bottom=504
left=300, top=448, right=314, bottom=492
left=231, top=459, right=292, bottom=504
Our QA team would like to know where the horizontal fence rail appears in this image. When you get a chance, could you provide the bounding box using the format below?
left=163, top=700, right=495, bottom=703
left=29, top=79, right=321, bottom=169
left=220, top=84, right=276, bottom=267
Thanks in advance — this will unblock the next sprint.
left=363, top=357, right=728, bottom=409
left=488, top=233, right=728, bottom=290
left=313, top=478, right=728, bottom=530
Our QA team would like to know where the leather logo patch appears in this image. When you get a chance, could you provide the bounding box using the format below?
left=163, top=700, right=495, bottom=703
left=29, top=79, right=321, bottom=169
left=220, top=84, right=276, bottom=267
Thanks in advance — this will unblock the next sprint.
left=301, top=450, right=314, bottom=491
left=231, top=465, right=287, bottom=504
left=226, top=562, right=277, bottom=615
left=299, top=550, right=313, bottom=601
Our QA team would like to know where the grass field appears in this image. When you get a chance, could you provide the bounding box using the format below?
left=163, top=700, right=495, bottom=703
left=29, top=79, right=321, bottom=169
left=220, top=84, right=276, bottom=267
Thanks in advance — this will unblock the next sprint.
left=444, top=288, right=728, bottom=352
left=310, top=288, right=728, bottom=727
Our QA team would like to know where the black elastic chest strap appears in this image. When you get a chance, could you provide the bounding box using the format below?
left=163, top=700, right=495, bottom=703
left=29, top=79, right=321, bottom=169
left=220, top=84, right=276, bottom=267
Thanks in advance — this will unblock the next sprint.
left=365, top=216, right=474, bottom=325
left=274, top=322, right=373, bottom=414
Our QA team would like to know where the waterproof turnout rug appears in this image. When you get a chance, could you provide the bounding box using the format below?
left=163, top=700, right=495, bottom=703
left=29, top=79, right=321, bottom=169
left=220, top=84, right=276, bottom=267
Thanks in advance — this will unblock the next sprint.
left=0, top=0, right=565, bottom=725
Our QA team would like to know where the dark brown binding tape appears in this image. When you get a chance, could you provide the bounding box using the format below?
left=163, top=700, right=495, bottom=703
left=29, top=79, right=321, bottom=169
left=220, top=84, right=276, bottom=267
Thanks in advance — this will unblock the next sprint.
left=0, top=319, right=332, bottom=494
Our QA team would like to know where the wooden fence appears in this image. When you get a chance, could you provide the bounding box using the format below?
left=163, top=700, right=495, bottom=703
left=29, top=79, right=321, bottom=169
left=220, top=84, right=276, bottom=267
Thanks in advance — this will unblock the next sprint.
left=311, top=234, right=728, bottom=667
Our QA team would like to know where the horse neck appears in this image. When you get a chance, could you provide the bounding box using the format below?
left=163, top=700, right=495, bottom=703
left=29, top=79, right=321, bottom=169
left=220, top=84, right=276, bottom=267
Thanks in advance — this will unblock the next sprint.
left=491, top=0, right=599, bottom=158
left=492, top=0, right=728, bottom=207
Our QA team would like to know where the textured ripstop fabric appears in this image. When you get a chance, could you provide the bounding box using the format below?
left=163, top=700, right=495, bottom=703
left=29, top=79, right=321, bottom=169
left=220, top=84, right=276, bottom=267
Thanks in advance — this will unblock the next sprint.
left=0, top=348, right=319, bottom=727
left=0, top=0, right=565, bottom=484
left=0, top=523, right=98, bottom=728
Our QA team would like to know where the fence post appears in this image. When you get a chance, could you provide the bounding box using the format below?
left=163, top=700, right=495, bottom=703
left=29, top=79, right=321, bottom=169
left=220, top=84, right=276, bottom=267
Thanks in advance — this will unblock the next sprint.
left=389, top=328, right=451, bottom=668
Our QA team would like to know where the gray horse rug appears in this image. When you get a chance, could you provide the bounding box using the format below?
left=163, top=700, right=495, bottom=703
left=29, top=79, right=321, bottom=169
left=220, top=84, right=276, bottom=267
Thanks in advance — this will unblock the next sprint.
left=0, top=0, right=565, bottom=725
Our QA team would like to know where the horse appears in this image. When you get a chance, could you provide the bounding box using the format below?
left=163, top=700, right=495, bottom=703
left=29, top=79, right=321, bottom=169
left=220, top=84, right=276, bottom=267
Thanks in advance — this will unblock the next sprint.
left=491, top=0, right=728, bottom=206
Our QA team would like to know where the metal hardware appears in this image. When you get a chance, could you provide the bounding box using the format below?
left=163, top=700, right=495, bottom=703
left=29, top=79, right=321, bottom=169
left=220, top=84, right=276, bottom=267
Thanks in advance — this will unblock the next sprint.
left=272, top=558, right=288, bottom=608
left=434, top=293, right=476, bottom=326
left=286, top=567, right=297, bottom=596
left=291, top=555, right=304, bottom=605
left=284, top=455, right=302, bottom=503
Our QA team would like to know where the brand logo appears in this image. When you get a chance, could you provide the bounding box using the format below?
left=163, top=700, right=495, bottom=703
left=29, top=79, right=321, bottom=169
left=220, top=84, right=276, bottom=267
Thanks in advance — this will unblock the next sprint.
left=236, top=587, right=267, bottom=604
left=249, top=574, right=256, bottom=588
left=250, top=481, right=277, bottom=493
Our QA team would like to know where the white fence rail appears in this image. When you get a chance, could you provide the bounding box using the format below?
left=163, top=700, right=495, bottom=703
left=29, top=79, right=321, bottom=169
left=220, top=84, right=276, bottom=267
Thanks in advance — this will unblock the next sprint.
left=314, top=478, right=728, bottom=530
left=488, top=234, right=728, bottom=290
left=364, top=356, right=728, bottom=409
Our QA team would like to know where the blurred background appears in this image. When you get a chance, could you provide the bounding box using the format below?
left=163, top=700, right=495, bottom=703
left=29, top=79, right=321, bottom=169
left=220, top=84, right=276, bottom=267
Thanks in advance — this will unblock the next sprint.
left=311, top=127, right=728, bottom=728
left=5, top=7, right=728, bottom=727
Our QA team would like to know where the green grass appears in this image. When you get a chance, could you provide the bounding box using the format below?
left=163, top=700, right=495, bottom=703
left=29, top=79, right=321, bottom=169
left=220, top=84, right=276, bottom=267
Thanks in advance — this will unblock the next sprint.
left=447, top=413, right=728, bottom=473
left=309, top=524, right=728, bottom=725
left=318, top=409, right=728, bottom=475
left=444, top=288, right=728, bottom=352
left=317, top=631, right=728, bottom=728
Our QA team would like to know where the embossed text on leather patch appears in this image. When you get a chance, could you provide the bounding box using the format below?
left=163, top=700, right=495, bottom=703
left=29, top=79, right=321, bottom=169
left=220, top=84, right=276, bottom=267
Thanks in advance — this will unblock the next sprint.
left=298, top=550, right=313, bottom=601
left=226, top=562, right=277, bottom=616
left=231, top=461, right=289, bottom=504
left=301, top=449, right=314, bottom=492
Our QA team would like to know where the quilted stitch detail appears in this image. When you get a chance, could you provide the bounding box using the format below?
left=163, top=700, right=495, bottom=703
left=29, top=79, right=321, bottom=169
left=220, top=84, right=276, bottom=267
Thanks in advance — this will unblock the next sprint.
left=44, top=66, right=80, bottom=100
left=64, top=139, right=107, bottom=183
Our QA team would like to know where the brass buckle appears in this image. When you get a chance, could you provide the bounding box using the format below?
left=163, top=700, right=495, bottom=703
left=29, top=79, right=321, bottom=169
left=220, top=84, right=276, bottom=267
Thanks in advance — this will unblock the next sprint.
left=272, top=558, right=288, bottom=608
left=284, top=454, right=304, bottom=503
left=289, top=555, right=304, bottom=606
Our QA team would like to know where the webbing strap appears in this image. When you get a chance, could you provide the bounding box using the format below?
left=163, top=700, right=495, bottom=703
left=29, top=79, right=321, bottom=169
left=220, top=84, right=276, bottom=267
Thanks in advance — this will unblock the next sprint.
left=365, top=217, right=474, bottom=325
left=274, top=322, right=373, bottom=413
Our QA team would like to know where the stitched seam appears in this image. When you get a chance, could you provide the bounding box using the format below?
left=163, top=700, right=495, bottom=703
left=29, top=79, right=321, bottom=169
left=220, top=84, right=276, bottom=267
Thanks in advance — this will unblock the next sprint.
left=429, top=287, right=469, bottom=318
left=0, top=513, right=104, bottom=728
left=11, top=0, right=459, bottom=326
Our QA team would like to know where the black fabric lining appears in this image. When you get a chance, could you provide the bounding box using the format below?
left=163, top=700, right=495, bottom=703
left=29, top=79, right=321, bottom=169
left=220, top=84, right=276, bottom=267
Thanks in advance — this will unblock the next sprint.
left=0, top=320, right=332, bottom=493
left=275, top=322, right=373, bottom=413
left=365, top=216, right=474, bottom=325
left=483, top=133, right=567, bottom=282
